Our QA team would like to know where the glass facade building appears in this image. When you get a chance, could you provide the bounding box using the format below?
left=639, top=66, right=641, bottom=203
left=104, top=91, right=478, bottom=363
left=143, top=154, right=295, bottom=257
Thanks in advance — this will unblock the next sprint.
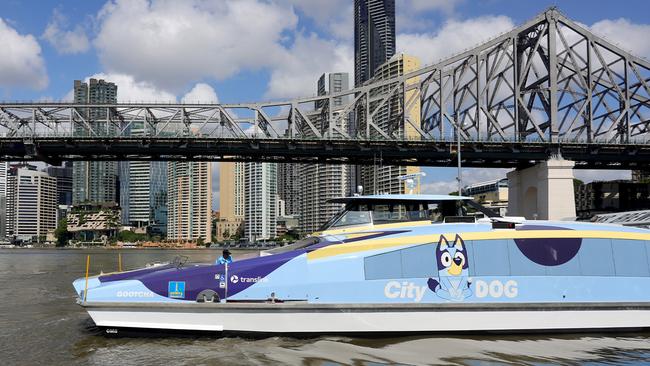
left=72, top=79, right=118, bottom=205
left=119, top=122, right=168, bottom=235
left=354, top=0, right=396, bottom=86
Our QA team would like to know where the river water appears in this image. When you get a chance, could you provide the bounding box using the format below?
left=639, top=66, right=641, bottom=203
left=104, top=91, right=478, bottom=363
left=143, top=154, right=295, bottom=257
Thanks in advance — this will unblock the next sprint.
left=1, top=248, right=650, bottom=366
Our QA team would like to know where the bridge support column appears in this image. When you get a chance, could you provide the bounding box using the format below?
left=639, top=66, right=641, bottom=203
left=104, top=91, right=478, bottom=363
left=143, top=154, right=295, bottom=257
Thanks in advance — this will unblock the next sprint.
left=507, top=158, right=576, bottom=220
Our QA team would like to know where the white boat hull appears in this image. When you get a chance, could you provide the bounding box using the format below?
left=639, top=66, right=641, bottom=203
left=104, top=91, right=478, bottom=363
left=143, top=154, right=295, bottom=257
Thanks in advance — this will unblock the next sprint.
left=84, top=302, right=650, bottom=334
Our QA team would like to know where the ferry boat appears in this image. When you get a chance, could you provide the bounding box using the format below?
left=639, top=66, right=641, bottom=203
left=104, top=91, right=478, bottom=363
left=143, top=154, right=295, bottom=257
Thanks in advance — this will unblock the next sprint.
left=73, top=194, right=650, bottom=334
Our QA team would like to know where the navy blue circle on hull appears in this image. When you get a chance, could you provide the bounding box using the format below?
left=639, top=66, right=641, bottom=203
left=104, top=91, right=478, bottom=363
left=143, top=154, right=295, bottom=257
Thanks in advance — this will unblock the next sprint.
left=514, top=225, right=582, bottom=266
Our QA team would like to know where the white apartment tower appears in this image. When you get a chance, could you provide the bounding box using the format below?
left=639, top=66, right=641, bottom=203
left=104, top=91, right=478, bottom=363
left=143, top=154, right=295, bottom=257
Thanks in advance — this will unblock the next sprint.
left=6, top=166, right=57, bottom=241
left=217, top=162, right=245, bottom=241
left=299, top=73, right=351, bottom=234
left=360, top=54, right=421, bottom=195
left=167, top=161, right=212, bottom=242
left=245, top=162, right=277, bottom=241
left=0, top=161, right=8, bottom=238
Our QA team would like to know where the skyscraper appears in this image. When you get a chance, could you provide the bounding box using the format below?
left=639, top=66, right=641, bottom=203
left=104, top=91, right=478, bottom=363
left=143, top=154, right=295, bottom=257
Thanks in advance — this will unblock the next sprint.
left=217, top=162, right=245, bottom=241
left=167, top=161, right=212, bottom=242
left=72, top=79, right=118, bottom=205
left=119, top=123, right=167, bottom=235
left=120, top=161, right=167, bottom=233
left=360, top=54, right=422, bottom=195
left=0, top=161, right=8, bottom=238
left=46, top=162, right=73, bottom=206
left=6, top=164, right=57, bottom=242
left=300, top=73, right=352, bottom=234
left=277, top=163, right=301, bottom=216
left=354, top=0, right=396, bottom=193
left=244, top=162, right=277, bottom=241
left=354, top=0, right=396, bottom=87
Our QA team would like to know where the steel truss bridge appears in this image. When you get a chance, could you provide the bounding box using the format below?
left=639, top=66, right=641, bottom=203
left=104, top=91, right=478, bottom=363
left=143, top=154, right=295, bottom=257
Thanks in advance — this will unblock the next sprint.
left=1, top=8, right=649, bottom=169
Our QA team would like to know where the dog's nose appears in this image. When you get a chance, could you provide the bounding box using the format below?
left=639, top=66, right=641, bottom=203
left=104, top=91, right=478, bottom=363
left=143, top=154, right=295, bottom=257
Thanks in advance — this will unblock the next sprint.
left=454, top=257, right=462, bottom=265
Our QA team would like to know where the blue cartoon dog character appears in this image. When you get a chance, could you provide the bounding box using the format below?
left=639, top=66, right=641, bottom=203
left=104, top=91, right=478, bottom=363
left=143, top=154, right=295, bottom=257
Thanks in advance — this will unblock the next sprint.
left=427, top=234, right=472, bottom=301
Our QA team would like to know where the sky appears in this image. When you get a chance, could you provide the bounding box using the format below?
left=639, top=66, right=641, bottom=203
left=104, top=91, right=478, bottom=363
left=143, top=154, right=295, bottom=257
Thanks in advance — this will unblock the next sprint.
left=1, top=0, right=649, bottom=209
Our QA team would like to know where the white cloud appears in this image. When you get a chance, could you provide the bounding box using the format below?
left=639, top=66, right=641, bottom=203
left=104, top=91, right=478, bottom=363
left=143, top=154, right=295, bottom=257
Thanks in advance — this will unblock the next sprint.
left=62, top=73, right=176, bottom=102
left=94, top=0, right=298, bottom=91
left=181, top=83, right=219, bottom=104
left=590, top=18, right=650, bottom=59
left=282, top=0, right=352, bottom=40
left=42, top=9, right=90, bottom=54
left=0, top=18, right=48, bottom=90
left=421, top=167, right=510, bottom=194
left=421, top=180, right=457, bottom=195
left=265, top=33, right=353, bottom=99
left=90, top=73, right=176, bottom=102
left=397, top=15, right=515, bottom=65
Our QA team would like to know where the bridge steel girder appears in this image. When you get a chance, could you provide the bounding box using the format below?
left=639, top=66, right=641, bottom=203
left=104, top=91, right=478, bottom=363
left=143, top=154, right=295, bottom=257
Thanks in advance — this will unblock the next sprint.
left=2, top=137, right=650, bottom=170
left=0, top=8, right=648, bottom=165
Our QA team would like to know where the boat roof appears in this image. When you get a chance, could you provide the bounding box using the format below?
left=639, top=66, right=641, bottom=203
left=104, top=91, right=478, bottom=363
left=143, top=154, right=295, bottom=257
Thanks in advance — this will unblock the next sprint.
left=328, top=194, right=473, bottom=204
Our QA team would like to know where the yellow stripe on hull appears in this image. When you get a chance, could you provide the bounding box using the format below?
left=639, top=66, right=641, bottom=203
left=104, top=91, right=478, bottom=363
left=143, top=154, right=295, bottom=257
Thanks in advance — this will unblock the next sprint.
left=307, top=230, right=650, bottom=261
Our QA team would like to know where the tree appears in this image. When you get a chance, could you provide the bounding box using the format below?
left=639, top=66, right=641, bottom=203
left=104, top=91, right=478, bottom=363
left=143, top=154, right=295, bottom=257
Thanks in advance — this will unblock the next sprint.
left=573, top=178, right=584, bottom=192
left=197, top=238, right=205, bottom=246
left=222, top=229, right=230, bottom=240
left=54, top=219, right=72, bottom=247
left=116, top=230, right=146, bottom=242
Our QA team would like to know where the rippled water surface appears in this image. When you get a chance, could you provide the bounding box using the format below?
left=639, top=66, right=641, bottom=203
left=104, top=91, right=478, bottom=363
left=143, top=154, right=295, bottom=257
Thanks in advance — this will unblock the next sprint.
left=1, top=248, right=650, bottom=366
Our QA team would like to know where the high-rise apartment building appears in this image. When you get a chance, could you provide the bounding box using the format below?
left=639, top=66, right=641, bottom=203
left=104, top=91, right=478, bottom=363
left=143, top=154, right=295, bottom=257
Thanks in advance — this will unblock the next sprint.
left=119, top=123, right=167, bottom=234
left=72, top=78, right=118, bottom=205
left=277, top=163, right=301, bottom=216
left=353, top=0, right=396, bottom=192
left=244, top=162, right=277, bottom=241
left=217, top=162, right=245, bottom=241
left=300, top=73, right=352, bottom=234
left=167, top=161, right=212, bottom=242
left=120, top=160, right=167, bottom=234
left=316, top=72, right=350, bottom=109
left=360, top=54, right=422, bottom=195
left=0, top=161, right=8, bottom=238
left=46, top=162, right=73, bottom=206
left=6, top=165, right=57, bottom=242
left=354, top=0, right=396, bottom=87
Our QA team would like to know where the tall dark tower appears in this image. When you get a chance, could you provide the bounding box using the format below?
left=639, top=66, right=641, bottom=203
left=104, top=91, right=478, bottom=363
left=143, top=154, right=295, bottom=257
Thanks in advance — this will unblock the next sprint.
left=354, top=0, right=396, bottom=86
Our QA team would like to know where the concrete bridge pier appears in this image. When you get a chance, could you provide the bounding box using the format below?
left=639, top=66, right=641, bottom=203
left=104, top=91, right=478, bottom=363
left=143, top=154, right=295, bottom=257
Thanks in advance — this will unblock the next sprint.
left=507, top=158, right=576, bottom=221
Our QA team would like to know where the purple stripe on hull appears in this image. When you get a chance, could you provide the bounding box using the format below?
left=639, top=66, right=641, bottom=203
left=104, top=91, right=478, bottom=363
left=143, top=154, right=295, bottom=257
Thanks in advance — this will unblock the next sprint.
left=99, top=264, right=174, bottom=282
left=103, top=250, right=304, bottom=301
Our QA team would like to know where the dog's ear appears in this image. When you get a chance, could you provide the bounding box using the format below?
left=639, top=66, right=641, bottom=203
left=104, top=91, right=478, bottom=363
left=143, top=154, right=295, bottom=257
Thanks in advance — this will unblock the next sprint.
left=454, top=234, right=465, bottom=249
left=438, top=235, right=449, bottom=249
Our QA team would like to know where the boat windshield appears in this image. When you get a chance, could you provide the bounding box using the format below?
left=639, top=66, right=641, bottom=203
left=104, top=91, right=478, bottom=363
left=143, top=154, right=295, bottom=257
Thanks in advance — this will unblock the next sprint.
left=324, top=201, right=453, bottom=229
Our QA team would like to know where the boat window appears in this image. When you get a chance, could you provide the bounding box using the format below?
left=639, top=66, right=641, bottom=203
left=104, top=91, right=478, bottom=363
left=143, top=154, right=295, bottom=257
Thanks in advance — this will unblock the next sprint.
left=612, top=239, right=650, bottom=277
left=330, top=209, right=372, bottom=228
left=364, top=244, right=436, bottom=280
left=507, top=240, right=546, bottom=276
left=472, top=239, right=511, bottom=276
left=578, top=239, right=615, bottom=276
left=371, top=203, right=431, bottom=224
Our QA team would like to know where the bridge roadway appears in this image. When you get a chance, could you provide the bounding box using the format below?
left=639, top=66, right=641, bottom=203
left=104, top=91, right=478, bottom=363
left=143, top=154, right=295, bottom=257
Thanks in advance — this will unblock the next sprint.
left=2, top=137, right=648, bottom=169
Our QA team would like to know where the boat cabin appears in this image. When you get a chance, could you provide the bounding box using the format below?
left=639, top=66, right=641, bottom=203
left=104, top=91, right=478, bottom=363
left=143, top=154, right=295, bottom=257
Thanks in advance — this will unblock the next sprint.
left=318, top=194, right=485, bottom=234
